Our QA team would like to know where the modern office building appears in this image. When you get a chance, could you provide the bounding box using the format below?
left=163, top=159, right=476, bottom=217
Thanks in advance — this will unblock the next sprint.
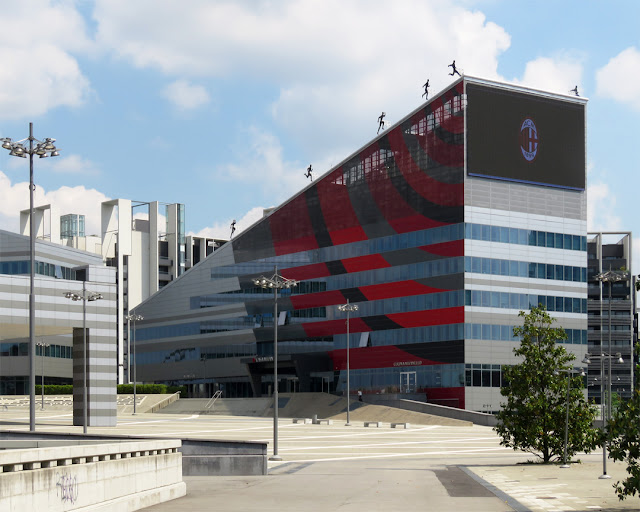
left=16, top=200, right=225, bottom=384
left=133, top=76, right=589, bottom=411
left=0, top=229, right=117, bottom=425
left=586, top=232, right=637, bottom=403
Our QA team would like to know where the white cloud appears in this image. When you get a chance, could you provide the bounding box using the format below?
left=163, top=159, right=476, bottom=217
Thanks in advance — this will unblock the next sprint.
left=587, top=182, right=621, bottom=233
left=595, top=46, right=640, bottom=111
left=513, top=54, right=584, bottom=96
left=48, top=154, right=101, bottom=175
left=161, top=80, right=210, bottom=110
left=93, top=0, right=510, bottom=157
left=0, top=2, right=93, bottom=120
left=189, top=206, right=266, bottom=240
left=215, top=126, right=307, bottom=201
left=0, top=171, right=109, bottom=236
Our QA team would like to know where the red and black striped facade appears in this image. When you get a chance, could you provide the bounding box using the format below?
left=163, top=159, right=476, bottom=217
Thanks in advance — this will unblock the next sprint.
left=231, top=81, right=467, bottom=405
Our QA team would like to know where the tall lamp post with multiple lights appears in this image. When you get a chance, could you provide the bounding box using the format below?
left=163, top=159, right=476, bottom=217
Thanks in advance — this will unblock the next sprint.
left=252, top=267, right=297, bottom=461
left=553, top=367, right=585, bottom=468
left=64, top=281, right=103, bottom=434
left=593, top=268, right=629, bottom=479
left=125, top=313, right=143, bottom=415
left=1, top=124, right=59, bottom=431
left=583, top=350, right=624, bottom=479
left=36, top=340, right=51, bottom=410
left=338, top=300, right=359, bottom=426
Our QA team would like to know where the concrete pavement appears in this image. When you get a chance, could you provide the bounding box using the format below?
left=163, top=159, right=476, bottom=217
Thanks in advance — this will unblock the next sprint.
left=1, top=405, right=638, bottom=511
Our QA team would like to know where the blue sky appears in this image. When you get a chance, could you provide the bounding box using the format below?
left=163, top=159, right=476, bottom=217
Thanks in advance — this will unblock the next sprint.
left=0, top=0, right=638, bottom=266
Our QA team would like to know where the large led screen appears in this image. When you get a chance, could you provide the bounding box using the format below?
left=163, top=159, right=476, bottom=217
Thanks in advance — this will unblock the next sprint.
left=466, top=83, right=585, bottom=190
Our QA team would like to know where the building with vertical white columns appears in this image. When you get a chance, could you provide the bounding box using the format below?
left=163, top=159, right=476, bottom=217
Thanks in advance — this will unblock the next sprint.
left=14, top=200, right=225, bottom=385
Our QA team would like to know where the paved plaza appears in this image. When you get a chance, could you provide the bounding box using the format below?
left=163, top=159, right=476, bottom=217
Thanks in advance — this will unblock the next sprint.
left=1, top=407, right=638, bottom=511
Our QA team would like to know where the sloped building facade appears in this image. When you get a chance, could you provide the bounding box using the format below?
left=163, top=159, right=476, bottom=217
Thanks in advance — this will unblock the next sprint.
left=133, top=76, right=588, bottom=411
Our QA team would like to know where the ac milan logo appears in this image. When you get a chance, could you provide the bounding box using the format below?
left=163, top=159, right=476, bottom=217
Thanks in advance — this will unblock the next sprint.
left=519, top=118, right=538, bottom=162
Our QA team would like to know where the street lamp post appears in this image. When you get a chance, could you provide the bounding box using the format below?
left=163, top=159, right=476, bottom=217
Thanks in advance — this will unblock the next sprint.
left=583, top=351, right=624, bottom=479
left=252, top=267, right=297, bottom=461
left=36, top=340, right=51, bottom=410
left=64, top=281, right=103, bottom=434
left=2, top=124, right=59, bottom=431
left=594, top=269, right=629, bottom=479
left=125, top=313, right=143, bottom=415
left=338, top=300, right=359, bottom=426
left=553, top=368, right=585, bottom=468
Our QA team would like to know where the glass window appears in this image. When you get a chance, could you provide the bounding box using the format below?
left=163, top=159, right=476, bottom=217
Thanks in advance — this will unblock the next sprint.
left=509, top=228, right=519, bottom=244
left=537, top=231, right=546, bottom=247
left=546, top=264, right=554, bottom=280
left=564, top=234, right=572, bottom=250
left=528, top=230, right=537, bottom=246
left=518, top=229, right=528, bottom=245
left=491, top=259, right=500, bottom=275
left=490, top=225, right=500, bottom=242
left=572, top=235, right=581, bottom=251
left=555, top=265, right=564, bottom=280
left=481, top=225, right=490, bottom=241
left=499, top=227, right=509, bottom=243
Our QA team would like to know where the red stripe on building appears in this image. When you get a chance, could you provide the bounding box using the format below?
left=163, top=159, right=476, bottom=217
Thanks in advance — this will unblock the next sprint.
left=341, top=254, right=391, bottom=273
left=329, top=345, right=445, bottom=371
left=419, top=239, right=464, bottom=257
left=388, top=306, right=464, bottom=328
left=281, top=263, right=331, bottom=281
left=269, top=194, right=319, bottom=256
left=386, top=128, right=464, bottom=206
left=302, top=317, right=371, bottom=338
left=316, top=168, right=368, bottom=246
left=290, top=290, right=346, bottom=310
left=360, top=280, right=446, bottom=301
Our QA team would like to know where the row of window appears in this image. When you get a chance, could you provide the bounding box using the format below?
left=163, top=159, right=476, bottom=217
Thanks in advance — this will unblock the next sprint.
left=335, top=363, right=465, bottom=394
left=212, top=222, right=585, bottom=283
left=466, top=223, right=586, bottom=251
left=0, top=260, right=76, bottom=280
left=1, top=343, right=73, bottom=359
left=465, top=256, right=586, bottom=282
left=465, top=290, right=587, bottom=314
left=465, top=324, right=587, bottom=344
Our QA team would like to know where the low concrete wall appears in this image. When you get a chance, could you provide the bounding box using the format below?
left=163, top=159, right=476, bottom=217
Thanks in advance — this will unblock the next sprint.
left=181, top=439, right=267, bottom=476
left=363, top=396, right=498, bottom=427
left=0, top=430, right=268, bottom=477
left=0, top=439, right=186, bottom=511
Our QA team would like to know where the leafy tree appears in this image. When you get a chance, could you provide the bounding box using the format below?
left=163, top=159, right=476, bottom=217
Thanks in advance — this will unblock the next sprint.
left=606, top=346, right=640, bottom=500
left=495, top=306, right=598, bottom=462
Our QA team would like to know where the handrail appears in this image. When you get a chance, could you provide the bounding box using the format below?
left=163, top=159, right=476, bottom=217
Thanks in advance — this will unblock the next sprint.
left=205, top=390, right=223, bottom=410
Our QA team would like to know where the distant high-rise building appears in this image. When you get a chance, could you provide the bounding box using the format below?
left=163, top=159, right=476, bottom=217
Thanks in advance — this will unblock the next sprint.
left=18, top=200, right=225, bottom=384
left=587, top=232, right=637, bottom=403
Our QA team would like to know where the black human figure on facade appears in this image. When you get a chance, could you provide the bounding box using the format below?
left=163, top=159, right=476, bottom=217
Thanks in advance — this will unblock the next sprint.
left=448, top=60, right=461, bottom=77
left=422, top=79, right=430, bottom=99
left=230, top=219, right=236, bottom=238
left=377, top=112, right=386, bottom=134
left=304, top=164, right=313, bottom=181
left=570, top=86, right=579, bottom=96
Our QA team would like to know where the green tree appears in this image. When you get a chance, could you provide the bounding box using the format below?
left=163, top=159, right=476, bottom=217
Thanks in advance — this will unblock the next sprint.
left=495, top=306, right=598, bottom=462
left=606, top=347, right=640, bottom=500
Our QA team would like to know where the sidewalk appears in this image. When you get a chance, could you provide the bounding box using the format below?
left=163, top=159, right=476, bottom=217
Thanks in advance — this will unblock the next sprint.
left=467, top=457, right=639, bottom=511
